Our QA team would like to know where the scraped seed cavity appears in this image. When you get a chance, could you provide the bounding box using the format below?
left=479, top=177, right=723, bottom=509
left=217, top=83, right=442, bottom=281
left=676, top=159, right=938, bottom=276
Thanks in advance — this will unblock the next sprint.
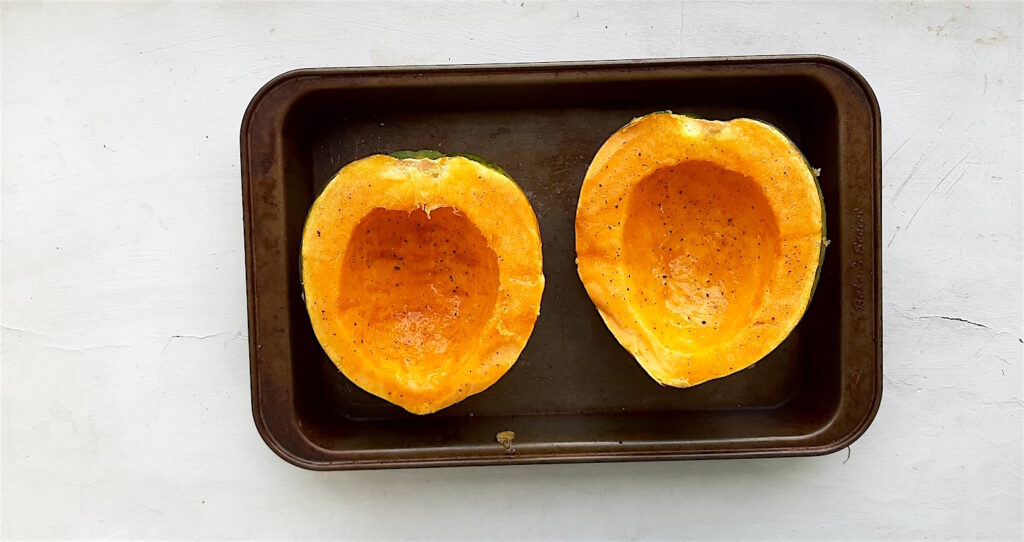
left=339, top=207, right=499, bottom=381
left=622, top=161, right=780, bottom=350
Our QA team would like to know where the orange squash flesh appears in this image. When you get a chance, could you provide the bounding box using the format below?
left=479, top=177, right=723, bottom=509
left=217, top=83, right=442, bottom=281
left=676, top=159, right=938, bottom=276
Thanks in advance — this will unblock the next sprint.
left=301, top=154, right=544, bottom=414
left=576, top=113, right=825, bottom=387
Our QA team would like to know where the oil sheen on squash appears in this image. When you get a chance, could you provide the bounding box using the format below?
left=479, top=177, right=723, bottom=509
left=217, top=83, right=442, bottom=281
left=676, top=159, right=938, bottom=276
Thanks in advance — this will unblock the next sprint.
left=339, top=207, right=499, bottom=383
left=302, top=154, right=544, bottom=414
left=623, top=162, right=780, bottom=351
left=576, top=113, right=825, bottom=387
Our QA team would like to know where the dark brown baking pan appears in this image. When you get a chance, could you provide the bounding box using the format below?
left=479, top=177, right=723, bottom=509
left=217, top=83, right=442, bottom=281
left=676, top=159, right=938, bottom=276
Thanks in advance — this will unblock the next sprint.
left=240, top=56, right=882, bottom=470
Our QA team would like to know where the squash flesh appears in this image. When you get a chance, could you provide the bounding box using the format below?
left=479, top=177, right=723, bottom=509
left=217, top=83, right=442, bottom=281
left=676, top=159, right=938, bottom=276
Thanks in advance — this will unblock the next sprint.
left=622, top=161, right=780, bottom=352
left=339, top=207, right=500, bottom=384
left=576, top=113, right=824, bottom=387
left=302, top=155, right=544, bottom=414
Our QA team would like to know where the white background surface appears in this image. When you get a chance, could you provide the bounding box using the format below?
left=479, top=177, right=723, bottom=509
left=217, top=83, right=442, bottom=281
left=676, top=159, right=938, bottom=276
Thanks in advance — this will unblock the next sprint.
left=2, top=1, right=1022, bottom=540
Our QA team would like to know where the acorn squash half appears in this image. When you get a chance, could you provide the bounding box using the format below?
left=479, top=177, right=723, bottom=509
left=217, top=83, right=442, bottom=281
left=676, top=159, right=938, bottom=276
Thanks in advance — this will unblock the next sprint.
left=301, top=153, right=544, bottom=414
left=575, top=113, right=825, bottom=387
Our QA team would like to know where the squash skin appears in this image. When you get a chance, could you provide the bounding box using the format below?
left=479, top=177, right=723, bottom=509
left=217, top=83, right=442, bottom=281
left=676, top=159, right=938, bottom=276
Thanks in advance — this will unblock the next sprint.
left=576, top=112, right=825, bottom=387
left=301, top=154, right=544, bottom=414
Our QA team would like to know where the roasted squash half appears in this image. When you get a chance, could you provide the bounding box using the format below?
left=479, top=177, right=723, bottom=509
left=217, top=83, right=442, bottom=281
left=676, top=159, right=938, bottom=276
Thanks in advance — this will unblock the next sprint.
left=576, top=113, right=825, bottom=387
left=301, top=153, right=544, bottom=414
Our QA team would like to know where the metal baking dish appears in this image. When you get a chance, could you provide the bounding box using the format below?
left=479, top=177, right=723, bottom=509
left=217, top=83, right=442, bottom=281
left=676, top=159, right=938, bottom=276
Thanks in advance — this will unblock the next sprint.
left=240, top=56, right=881, bottom=470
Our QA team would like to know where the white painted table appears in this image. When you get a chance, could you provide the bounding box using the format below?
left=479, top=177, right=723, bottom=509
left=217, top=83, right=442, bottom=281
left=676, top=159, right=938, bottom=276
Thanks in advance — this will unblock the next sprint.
left=3, top=2, right=1021, bottom=539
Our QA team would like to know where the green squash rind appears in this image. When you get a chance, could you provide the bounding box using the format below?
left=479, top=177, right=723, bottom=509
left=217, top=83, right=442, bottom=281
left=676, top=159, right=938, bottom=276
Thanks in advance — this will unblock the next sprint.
left=389, top=150, right=511, bottom=178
